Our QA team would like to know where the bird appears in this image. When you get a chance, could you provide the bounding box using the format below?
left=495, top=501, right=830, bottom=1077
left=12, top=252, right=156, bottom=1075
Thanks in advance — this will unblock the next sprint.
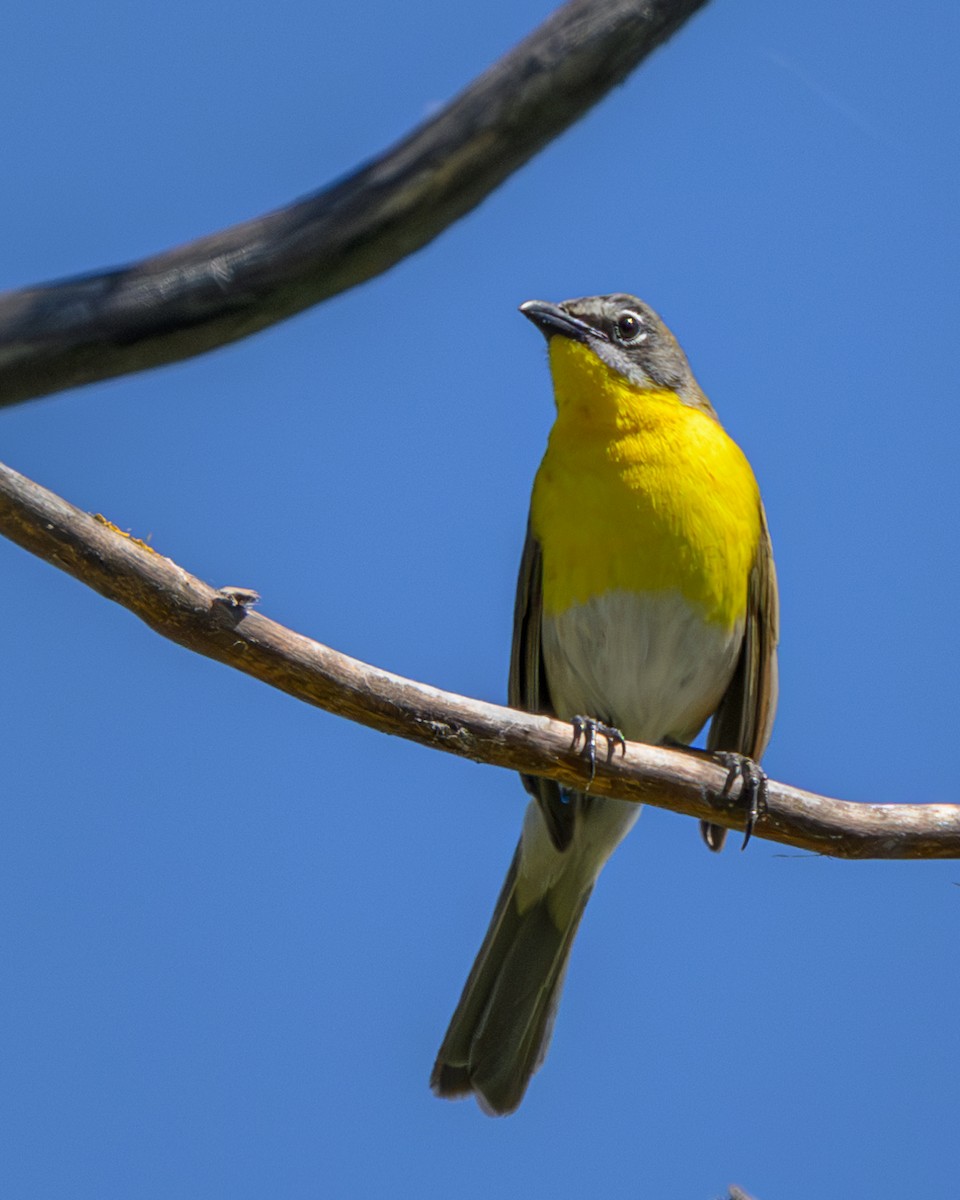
left=430, top=294, right=779, bottom=1115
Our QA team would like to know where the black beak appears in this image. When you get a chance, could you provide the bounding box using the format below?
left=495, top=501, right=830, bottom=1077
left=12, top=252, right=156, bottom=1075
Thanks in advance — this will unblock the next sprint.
left=519, top=300, right=606, bottom=344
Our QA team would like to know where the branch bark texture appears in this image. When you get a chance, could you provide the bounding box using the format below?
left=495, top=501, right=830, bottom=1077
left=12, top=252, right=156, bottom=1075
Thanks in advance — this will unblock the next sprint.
left=0, top=0, right=709, bottom=407
left=2, top=457, right=957, bottom=861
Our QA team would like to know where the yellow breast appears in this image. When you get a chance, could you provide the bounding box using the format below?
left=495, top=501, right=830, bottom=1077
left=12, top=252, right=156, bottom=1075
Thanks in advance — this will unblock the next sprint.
left=531, top=339, right=761, bottom=631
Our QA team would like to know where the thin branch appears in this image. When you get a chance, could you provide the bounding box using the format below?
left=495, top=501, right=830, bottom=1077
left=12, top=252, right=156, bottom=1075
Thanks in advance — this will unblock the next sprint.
left=0, top=0, right=709, bottom=408
left=2, top=456, right=958, bottom=860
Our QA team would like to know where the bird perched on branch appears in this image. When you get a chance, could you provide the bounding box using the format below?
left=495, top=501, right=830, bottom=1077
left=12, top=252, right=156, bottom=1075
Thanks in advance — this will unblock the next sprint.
left=431, top=294, right=779, bottom=1115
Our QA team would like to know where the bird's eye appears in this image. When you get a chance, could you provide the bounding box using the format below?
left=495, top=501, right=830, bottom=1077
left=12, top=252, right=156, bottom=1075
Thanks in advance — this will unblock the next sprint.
left=614, top=311, right=645, bottom=343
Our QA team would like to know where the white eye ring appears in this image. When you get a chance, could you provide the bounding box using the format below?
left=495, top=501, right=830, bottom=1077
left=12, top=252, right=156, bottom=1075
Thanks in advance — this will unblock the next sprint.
left=614, top=311, right=647, bottom=344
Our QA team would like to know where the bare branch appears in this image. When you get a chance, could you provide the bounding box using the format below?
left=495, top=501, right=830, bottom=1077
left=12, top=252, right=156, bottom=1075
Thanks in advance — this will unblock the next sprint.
left=2, top=456, right=957, bottom=860
left=0, top=0, right=709, bottom=408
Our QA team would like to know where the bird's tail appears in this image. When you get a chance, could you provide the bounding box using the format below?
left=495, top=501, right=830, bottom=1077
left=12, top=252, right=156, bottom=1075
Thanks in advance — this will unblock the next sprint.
left=430, top=841, right=592, bottom=1116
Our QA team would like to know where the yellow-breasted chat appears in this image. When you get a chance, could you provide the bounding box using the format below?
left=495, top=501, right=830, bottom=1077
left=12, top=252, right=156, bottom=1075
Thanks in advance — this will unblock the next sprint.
left=431, top=294, right=779, bottom=1115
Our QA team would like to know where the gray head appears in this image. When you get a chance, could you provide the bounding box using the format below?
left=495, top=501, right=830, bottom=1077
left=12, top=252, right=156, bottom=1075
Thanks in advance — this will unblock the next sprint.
left=519, top=293, right=709, bottom=410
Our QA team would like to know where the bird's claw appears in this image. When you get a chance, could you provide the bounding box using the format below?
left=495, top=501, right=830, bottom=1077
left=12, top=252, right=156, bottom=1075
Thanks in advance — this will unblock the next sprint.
left=571, top=716, right=626, bottom=789
left=714, top=751, right=768, bottom=850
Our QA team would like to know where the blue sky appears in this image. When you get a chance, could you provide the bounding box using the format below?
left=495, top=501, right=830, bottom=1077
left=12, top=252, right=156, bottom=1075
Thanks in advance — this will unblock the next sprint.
left=2, top=1, right=959, bottom=1196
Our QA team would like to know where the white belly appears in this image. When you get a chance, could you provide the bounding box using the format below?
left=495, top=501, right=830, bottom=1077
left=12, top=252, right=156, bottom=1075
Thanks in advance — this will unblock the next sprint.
left=541, top=588, right=743, bottom=746
left=517, top=589, right=744, bottom=917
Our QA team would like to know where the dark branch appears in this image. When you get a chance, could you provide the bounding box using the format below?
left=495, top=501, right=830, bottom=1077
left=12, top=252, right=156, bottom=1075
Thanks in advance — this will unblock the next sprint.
left=2, top=455, right=958, bottom=861
left=0, top=0, right=709, bottom=408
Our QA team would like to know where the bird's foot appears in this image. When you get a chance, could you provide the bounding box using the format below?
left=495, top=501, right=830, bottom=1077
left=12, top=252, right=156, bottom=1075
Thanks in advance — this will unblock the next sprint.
left=571, top=716, right=626, bottom=789
left=714, top=751, right=768, bottom=850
